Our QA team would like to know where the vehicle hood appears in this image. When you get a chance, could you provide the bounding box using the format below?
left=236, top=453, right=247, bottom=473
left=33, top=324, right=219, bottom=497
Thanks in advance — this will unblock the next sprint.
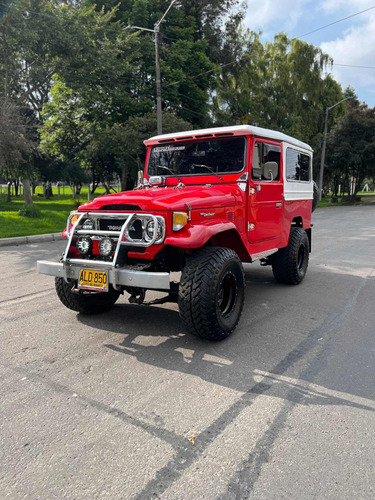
left=78, top=185, right=239, bottom=212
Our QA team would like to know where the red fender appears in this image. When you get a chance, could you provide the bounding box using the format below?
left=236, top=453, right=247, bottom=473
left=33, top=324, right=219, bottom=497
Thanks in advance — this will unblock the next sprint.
left=165, top=220, right=238, bottom=248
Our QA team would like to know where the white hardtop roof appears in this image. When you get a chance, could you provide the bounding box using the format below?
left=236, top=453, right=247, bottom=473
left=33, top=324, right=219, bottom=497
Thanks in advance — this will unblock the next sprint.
left=145, top=125, right=313, bottom=152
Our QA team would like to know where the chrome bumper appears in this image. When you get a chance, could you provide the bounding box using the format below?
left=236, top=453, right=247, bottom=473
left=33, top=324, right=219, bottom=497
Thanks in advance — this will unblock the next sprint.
left=37, top=260, right=170, bottom=290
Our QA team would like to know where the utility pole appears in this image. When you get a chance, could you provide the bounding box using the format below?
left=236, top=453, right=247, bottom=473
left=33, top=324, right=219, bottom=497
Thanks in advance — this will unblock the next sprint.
left=319, top=96, right=353, bottom=200
left=154, top=23, right=162, bottom=135
left=125, top=0, right=177, bottom=135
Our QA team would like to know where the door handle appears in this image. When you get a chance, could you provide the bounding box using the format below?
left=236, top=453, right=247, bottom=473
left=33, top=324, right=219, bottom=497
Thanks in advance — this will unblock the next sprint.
left=256, top=184, right=261, bottom=192
left=276, top=202, right=282, bottom=207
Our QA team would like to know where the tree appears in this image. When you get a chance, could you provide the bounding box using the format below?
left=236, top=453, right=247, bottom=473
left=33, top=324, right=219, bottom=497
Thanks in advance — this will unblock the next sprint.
left=94, top=111, right=191, bottom=191
left=326, top=103, right=375, bottom=201
left=214, top=32, right=344, bottom=146
left=2, top=0, right=140, bottom=199
left=0, top=98, right=34, bottom=202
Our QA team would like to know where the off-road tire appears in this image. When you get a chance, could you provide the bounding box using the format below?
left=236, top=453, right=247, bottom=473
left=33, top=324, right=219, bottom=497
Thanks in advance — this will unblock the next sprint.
left=55, top=277, right=120, bottom=314
left=178, top=247, right=245, bottom=341
left=272, top=227, right=309, bottom=285
left=312, top=181, right=319, bottom=212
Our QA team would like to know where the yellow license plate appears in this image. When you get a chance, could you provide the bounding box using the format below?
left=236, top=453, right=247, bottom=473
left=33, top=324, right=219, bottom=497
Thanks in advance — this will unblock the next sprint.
left=78, top=269, right=108, bottom=292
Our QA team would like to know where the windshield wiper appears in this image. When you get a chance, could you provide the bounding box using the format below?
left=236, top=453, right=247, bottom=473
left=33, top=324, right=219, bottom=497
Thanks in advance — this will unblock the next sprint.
left=157, top=166, right=185, bottom=185
left=193, top=164, right=224, bottom=182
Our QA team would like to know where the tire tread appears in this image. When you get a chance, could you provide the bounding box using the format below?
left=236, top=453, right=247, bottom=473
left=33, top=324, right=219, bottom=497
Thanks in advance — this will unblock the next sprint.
left=179, top=247, right=245, bottom=341
left=55, top=278, right=120, bottom=314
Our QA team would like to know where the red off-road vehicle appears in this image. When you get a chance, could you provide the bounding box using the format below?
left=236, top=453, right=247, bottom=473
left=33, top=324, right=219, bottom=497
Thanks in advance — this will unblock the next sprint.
left=38, top=125, right=317, bottom=340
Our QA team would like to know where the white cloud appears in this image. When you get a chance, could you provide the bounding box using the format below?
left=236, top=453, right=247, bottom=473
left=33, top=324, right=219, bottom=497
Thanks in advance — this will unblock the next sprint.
left=321, top=0, right=372, bottom=14
left=321, top=12, right=375, bottom=93
left=245, top=0, right=311, bottom=33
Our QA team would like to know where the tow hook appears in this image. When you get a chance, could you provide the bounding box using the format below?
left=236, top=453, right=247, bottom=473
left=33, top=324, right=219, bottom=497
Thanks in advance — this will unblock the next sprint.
left=128, top=288, right=146, bottom=304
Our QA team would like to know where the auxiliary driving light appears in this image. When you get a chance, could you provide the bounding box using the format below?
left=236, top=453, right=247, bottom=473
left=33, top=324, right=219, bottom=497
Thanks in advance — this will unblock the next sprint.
left=76, top=236, right=93, bottom=255
left=99, top=237, right=115, bottom=257
left=145, top=220, right=163, bottom=241
left=82, top=218, right=94, bottom=231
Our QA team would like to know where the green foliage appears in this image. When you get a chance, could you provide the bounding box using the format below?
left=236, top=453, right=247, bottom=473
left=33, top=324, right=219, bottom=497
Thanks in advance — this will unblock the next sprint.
left=0, top=98, right=34, bottom=181
left=98, top=111, right=192, bottom=189
left=326, top=101, right=375, bottom=200
left=213, top=31, right=344, bottom=145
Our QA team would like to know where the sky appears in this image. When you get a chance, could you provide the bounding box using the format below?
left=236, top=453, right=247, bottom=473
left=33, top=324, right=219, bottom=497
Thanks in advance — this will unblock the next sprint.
left=243, top=0, right=375, bottom=107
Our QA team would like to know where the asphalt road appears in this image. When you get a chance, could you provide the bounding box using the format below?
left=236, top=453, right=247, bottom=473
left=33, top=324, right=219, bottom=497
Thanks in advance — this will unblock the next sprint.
left=1, top=206, right=374, bottom=500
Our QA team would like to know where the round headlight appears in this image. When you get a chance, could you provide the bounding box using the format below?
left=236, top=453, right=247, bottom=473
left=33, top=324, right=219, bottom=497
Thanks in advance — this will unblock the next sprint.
left=99, top=237, right=115, bottom=257
left=146, top=219, right=163, bottom=241
left=76, top=236, right=93, bottom=255
left=82, top=218, right=94, bottom=231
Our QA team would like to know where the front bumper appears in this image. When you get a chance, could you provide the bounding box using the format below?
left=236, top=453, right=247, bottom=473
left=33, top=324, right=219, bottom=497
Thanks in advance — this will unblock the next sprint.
left=37, top=260, right=170, bottom=291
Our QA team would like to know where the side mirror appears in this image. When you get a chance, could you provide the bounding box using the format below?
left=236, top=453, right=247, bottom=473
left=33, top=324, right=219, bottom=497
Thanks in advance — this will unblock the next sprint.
left=263, top=161, right=279, bottom=181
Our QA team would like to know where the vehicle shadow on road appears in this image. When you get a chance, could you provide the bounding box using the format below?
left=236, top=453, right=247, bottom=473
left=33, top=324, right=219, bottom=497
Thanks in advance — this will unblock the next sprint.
left=77, top=265, right=375, bottom=413
left=75, top=264, right=375, bottom=500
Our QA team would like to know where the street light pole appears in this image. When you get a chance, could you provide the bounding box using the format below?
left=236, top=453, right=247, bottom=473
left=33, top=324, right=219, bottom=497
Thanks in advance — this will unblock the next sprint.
left=124, top=0, right=177, bottom=135
left=318, top=96, right=353, bottom=200
left=154, top=23, right=162, bottom=135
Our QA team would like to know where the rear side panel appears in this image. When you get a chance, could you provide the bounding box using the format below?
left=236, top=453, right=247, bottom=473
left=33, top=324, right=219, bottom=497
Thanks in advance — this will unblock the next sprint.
left=280, top=142, right=313, bottom=247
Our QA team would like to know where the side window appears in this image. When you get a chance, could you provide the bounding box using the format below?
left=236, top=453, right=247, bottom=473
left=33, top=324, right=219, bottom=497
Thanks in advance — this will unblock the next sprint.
left=252, top=143, right=262, bottom=180
left=252, top=142, right=281, bottom=181
left=286, top=149, right=311, bottom=181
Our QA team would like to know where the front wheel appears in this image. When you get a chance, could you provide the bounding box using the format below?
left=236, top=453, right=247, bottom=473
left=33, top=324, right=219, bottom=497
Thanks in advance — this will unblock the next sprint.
left=178, top=247, right=245, bottom=341
left=272, top=227, right=309, bottom=285
left=55, top=278, right=120, bottom=314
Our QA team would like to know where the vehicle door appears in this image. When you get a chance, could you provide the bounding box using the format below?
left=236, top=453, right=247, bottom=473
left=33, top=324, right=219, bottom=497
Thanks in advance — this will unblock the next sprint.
left=247, top=140, right=283, bottom=243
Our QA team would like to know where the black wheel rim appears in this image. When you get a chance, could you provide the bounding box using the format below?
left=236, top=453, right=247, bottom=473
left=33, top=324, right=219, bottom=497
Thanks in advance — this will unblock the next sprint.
left=297, top=244, right=305, bottom=270
left=217, top=272, right=237, bottom=318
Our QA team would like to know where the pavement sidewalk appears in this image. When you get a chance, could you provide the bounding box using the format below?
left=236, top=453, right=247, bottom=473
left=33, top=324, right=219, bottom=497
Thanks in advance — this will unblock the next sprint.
left=0, top=232, right=63, bottom=248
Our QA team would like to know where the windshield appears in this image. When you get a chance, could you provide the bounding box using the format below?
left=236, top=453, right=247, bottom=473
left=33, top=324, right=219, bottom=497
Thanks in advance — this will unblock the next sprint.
left=147, top=137, right=246, bottom=178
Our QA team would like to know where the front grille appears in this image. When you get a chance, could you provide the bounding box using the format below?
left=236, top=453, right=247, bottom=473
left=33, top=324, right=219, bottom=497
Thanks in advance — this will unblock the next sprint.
left=67, top=212, right=165, bottom=251
left=99, top=218, right=125, bottom=232
left=98, top=218, right=143, bottom=239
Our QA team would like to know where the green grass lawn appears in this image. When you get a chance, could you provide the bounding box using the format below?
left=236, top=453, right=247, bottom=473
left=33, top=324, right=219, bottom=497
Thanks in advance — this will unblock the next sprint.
left=0, top=186, right=107, bottom=239
left=318, top=192, right=375, bottom=208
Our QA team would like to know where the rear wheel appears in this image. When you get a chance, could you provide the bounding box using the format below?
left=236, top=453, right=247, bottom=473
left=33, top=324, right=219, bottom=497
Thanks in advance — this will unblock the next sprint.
left=272, top=227, right=309, bottom=285
left=55, top=277, right=120, bottom=314
left=178, top=247, right=245, bottom=341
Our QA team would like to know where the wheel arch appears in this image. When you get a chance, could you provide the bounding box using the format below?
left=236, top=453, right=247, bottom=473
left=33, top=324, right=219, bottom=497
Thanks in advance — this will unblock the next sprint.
left=290, top=216, right=311, bottom=251
left=206, top=229, right=250, bottom=261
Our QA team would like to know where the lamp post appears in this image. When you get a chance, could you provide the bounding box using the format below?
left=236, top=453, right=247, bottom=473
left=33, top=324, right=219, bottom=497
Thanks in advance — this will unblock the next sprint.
left=125, top=0, right=177, bottom=135
left=318, top=96, right=353, bottom=200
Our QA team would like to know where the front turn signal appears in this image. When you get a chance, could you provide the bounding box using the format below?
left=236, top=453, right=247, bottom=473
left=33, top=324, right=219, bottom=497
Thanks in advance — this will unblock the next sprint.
left=172, top=212, right=188, bottom=231
left=70, top=211, right=79, bottom=224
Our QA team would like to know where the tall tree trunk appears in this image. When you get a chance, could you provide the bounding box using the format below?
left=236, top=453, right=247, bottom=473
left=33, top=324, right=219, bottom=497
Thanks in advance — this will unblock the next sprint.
left=7, top=182, right=12, bottom=202
left=121, top=166, right=133, bottom=191
left=90, top=181, right=99, bottom=194
left=102, top=181, right=111, bottom=194
left=22, top=178, right=33, bottom=206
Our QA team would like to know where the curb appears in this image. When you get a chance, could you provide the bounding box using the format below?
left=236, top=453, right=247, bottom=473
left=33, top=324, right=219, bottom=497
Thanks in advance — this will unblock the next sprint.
left=0, top=233, right=64, bottom=248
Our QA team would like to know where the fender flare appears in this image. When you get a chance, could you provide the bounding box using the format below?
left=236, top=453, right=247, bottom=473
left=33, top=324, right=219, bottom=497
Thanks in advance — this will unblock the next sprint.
left=165, top=220, right=239, bottom=248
